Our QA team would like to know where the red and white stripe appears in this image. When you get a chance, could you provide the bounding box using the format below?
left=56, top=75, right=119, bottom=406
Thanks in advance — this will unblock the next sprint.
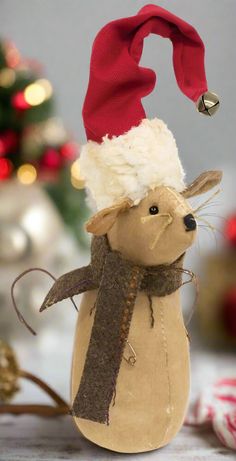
left=186, top=378, right=236, bottom=450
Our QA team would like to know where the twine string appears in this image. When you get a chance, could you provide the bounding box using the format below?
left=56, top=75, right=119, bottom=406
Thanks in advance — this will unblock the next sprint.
left=11, top=267, right=78, bottom=336
left=0, top=369, right=69, bottom=417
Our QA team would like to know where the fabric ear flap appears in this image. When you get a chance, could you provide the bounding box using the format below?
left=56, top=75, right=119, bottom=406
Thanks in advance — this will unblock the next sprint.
left=86, top=199, right=133, bottom=235
left=182, top=170, right=222, bottom=199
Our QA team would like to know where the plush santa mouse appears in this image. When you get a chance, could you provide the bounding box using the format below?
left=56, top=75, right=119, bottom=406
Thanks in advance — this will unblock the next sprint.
left=39, top=4, right=221, bottom=454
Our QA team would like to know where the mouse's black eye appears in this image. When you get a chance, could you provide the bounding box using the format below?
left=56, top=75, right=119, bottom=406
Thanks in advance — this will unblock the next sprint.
left=149, top=205, right=159, bottom=215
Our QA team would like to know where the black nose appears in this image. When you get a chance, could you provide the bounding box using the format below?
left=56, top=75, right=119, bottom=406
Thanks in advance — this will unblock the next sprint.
left=184, top=213, right=196, bottom=232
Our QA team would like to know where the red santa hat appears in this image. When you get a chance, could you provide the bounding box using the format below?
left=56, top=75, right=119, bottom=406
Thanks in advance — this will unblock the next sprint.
left=80, top=4, right=219, bottom=210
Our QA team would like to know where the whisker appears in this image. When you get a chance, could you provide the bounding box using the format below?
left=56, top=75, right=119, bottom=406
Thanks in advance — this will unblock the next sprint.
left=198, top=224, right=215, bottom=240
left=195, top=232, right=202, bottom=257
left=198, top=212, right=226, bottom=220
left=193, top=189, right=221, bottom=214
left=195, top=201, right=221, bottom=213
left=196, top=217, right=220, bottom=249
left=195, top=224, right=215, bottom=255
left=196, top=216, right=215, bottom=231
left=196, top=216, right=224, bottom=235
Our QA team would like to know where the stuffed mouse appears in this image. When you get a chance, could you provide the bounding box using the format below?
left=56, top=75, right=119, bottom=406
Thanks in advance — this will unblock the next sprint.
left=40, top=4, right=221, bottom=454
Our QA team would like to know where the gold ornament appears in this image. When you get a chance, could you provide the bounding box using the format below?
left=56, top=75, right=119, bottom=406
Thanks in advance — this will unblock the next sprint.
left=0, top=68, right=16, bottom=88
left=17, top=164, right=37, bottom=185
left=0, top=340, right=20, bottom=403
left=196, top=91, right=220, bottom=116
left=24, top=79, right=53, bottom=106
left=71, top=160, right=85, bottom=189
left=0, top=340, right=69, bottom=416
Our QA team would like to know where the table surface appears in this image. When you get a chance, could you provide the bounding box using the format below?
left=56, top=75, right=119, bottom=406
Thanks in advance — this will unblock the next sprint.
left=0, top=414, right=233, bottom=461
left=1, top=327, right=235, bottom=460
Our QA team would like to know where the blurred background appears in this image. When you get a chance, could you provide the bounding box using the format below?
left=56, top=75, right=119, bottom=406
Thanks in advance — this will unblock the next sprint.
left=0, top=0, right=235, bottom=419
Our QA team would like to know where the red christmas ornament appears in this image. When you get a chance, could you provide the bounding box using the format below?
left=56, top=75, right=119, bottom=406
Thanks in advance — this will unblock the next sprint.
left=60, top=142, right=77, bottom=162
left=0, top=137, right=8, bottom=157
left=0, top=130, right=18, bottom=156
left=0, top=158, right=12, bottom=180
left=11, top=91, right=30, bottom=111
left=41, top=148, right=62, bottom=170
left=225, top=215, right=236, bottom=247
left=222, top=288, right=236, bottom=338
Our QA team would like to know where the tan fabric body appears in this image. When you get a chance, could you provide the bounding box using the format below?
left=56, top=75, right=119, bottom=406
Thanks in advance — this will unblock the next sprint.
left=71, top=186, right=194, bottom=453
left=70, top=176, right=222, bottom=453
left=71, top=289, right=190, bottom=453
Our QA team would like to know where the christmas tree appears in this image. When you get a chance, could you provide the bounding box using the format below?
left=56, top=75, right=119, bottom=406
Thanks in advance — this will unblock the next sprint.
left=0, top=40, right=89, bottom=247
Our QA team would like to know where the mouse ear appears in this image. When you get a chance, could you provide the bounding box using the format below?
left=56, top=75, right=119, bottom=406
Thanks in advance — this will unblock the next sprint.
left=85, top=198, right=133, bottom=236
left=182, top=170, right=222, bottom=199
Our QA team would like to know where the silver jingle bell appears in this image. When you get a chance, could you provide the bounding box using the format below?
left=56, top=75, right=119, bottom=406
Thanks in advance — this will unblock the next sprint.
left=196, top=91, right=220, bottom=116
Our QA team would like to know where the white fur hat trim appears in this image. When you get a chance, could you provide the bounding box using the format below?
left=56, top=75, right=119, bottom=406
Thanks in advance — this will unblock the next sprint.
left=80, top=118, right=185, bottom=211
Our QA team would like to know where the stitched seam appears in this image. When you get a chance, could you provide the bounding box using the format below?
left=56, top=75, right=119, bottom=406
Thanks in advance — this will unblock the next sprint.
left=160, top=301, right=172, bottom=445
left=166, top=187, right=189, bottom=215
